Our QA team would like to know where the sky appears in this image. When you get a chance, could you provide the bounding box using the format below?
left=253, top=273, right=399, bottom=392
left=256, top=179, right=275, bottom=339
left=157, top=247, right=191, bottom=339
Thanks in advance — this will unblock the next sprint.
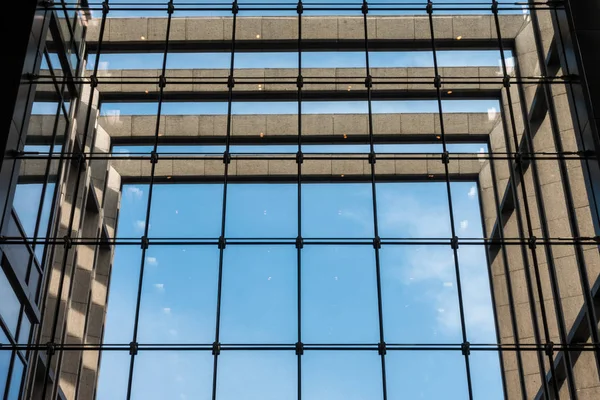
left=11, top=2, right=515, bottom=399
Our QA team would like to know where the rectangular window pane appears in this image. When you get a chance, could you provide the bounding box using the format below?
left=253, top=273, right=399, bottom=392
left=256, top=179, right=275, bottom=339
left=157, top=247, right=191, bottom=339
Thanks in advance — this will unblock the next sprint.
left=131, top=351, right=213, bottom=400
left=217, top=351, right=296, bottom=400
left=0, top=328, right=10, bottom=397
left=302, top=246, right=379, bottom=344
left=220, top=246, right=296, bottom=344
left=138, top=246, right=219, bottom=344
left=303, top=184, right=374, bottom=239
left=7, top=355, right=24, bottom=400
left=303, top=351, right=383, bottom=400
left=0, top=268, right=20, bottom=337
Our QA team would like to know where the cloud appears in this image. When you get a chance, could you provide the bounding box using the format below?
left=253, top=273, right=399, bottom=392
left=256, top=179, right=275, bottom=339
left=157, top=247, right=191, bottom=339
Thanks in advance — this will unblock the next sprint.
left=163, top=307, right=171, bottom=314
left=125, top=186, right=143, bottom=199
left=134, top=220, right=146, bottom=232
left=154, top=283, right=164, bottom=291
left=467, top=186, right=477, bottom=199
left=460, top=220, right=469, bottom=230
left=146, top=256, right=158, bottom=266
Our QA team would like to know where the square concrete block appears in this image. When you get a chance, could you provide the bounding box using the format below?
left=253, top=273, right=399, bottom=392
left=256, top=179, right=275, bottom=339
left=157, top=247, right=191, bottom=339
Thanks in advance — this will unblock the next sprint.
left=27, top=115, right=43, bottom=136
left=395, top=159, right=427, bottom=175
left=267, top=114, right=297, bottom=136
left=493, top=15, right=528, bottom=39
left=149, top=17, right=185, bottom=41
left=338, top=17, right=376, bottom=40
left=235, top=68, right=265, bottom=91
left=198, top=115, right=215, bottom=136
left=515, top=23, right=536, bottom=55
left=232, top=115, right=267, bottom=136
left=302, top=114, right=333, bottom=135
left=121, top=69, right=159, bottom=93
left=371, top=67, right=408, bottom=91
left=442, top=67, right=480, bottom=90
left=109, top=18, right=148, bottom=42
left=268, top=159, right=297, bottom=176
left=86, top=17, right=107, bottom=42
left=492, top=273, right=509, bottom=307
left=303, top=17, right=338, bottom=40
left=264, top=68, right=297, bottom=92
left=164, top=69, right=194, bottom=92
left=401, top=113, right=434, bottom=134
left=468, top=113, right=497, bottom=134
left=98, top=114, right=132, bottom=137
left=376, top=17, right=415, bottom=40
left=333, top=114, right=368, bottom=136
left=540, top=181, right=569, bottom=222
left=495, top=304, right=513, bottom=339
left=165, top=115, right=199, bottom=136
left=262, top=17, right=298, bottom=40
left=111, top=159, right=142, bottom=177
left=372, top=113, right=401, bottom=135
left=374, top=160, right=395, bottom=175
left=336, top=67, right=366, bottom=92
left=553, top=93, right=574, bottom=132
left=434, top=113, right=468, bottom=134
left=213, top=115, right=228, bottom=136
left=332, top=159, right=364, bottom=175
left=452, top=15, right=491, bottom=39
left=204, top=160, right=225, bottom=176
left=173, top=159, right=205, bottom=176
left=132, top=115, right=165, bottom=137
left=458, top=158, right=480, bottom=175
left=407, top=67, right=435, bottom=90
left=236, top=160, right=268, bottom=175
left=478, top=66, right=504, bottom=90
left=141, top=158, right=173, bottom=177
left=303, top=68, right=336, bottom=91
left=193, top=69, right=229, bottom=92
left=186, top=18, right=224, bottom=41
left=236, top=17, right=262, bottom=41
left=303, top=159, right=332, bottom=175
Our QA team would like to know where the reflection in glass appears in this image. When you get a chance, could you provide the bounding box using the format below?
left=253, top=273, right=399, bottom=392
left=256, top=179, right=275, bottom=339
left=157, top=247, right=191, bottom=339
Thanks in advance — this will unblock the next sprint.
left=303, top=184, right=374, bottom=238
left=131, top=351, right=213, bottom=400
left=303, top=351, right=383, bottom=400
left=0, top=328, right=10, bottom=397
left=221, top=246, right=296, bottom=344
left=7, top=356, right=24, bottom=400
left=138, top=246, right=219, bottom=344
left=0, top=268, right=20, bottom=337
left=217, top=351, right=296, bottom=400
left=303, top=246, right=379, bottom=344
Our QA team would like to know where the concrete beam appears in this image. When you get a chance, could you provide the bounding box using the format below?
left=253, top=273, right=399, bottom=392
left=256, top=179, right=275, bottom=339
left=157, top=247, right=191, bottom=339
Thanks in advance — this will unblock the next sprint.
left=97, top=112, right=500, bottom=139
left=84, top=15, right=529, bottom=51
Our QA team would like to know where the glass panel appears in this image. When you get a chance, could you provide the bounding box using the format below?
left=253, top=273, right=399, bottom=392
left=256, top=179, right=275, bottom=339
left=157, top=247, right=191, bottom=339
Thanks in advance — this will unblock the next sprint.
left=0, top=268, right=20, bottom=337
left=149, top=184, right=223, bottom=239
left=6, top=355, right=24, bottom=400
left=303, top=351, right=383, bottom=400
left=138, top=246, right=219, bottom=344
left=131, top=351, right=213, bottom=400
left=376, top=182, right=451, bottom=239
left=380, top=245, right=462, bottom=344
left=220, top=246, right=296, bottom=344
left=226, top=184, right=297, bottom=239
left=302, top=246, right=379, bottom=344
left=386, top=351, right=468, bottom=399
left=13, top=184, right=43, bottom=238
left=17, top=313, right=31, bottom=345
left=303, top=184, right=374, bottom=239
left=96, top=351, right=131, bottom=400
left=470, top=351, right=504, bottom=400
left=217, top=351, right=296, bottom=400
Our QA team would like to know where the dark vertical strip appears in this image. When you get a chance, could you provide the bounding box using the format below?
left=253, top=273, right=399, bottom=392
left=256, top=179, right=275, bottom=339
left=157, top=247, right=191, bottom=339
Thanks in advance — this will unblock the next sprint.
left=426, top=2, right=473, bottom=398
left=211, top=2, right=239, bottom=399
left=125, top=1, right=175, bottom=398
left=296, top=2, right=303, bottom=400
left=361, top=3, right=387, bottom=399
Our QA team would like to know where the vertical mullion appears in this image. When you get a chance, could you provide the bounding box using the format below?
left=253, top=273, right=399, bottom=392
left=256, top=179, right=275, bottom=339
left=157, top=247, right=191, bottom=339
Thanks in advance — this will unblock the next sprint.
left=490, top=2, right=557, bottom=398
left=212, top=2, right=239, bottom=399
left=125, top=1, right=175, bottom=398
left=425, top=2, right=473, bottom=398
left=296, top=3, right=303, bottom=400
left=37, top=1, right=111, bottom=399
left=487, top=146, right=528, bottom=400
left=361, top=3, right=387, bottom=400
